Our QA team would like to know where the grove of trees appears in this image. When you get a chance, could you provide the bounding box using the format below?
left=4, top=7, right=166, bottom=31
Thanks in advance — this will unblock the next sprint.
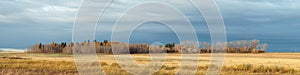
left=27, top=39, right=267, bottom=54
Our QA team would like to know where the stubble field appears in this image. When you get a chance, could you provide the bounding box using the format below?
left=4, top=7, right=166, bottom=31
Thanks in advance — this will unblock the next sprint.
left=0, top=52, right=299, bottom=75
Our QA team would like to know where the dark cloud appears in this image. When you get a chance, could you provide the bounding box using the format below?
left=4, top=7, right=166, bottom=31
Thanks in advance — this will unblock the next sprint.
left=0, top=0, right=299, bottom=51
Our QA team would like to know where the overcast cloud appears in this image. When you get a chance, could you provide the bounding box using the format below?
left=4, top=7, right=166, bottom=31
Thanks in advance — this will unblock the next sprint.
left=0, top=0, right=299, bottom=51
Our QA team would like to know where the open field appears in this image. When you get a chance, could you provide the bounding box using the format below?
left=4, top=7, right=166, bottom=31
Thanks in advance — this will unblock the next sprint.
left=0, top=52, right=299, bottom=75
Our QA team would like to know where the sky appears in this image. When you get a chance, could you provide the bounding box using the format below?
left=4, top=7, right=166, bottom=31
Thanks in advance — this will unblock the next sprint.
left=0, top=0, right=300, bottom=52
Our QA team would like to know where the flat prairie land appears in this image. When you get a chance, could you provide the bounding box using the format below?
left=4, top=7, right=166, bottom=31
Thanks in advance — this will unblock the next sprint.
left=0, top=52, right=299, bottom=75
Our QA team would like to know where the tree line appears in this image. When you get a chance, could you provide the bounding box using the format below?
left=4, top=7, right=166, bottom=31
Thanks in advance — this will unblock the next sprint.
left=27, top=39, right=267, bottom=54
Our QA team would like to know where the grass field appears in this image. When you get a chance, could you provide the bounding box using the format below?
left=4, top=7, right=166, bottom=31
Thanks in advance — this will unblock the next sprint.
left=0, top=52, right=299, bottom=75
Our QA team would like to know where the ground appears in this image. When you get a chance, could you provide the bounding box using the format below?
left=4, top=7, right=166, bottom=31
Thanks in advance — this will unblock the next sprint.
left=0, top=52, right=299, bottom=75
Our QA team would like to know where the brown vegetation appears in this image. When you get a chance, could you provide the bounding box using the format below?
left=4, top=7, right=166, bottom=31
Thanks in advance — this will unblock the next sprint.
left=0, top=57, right=298, bottom=75
left=0, top=53, right=299, bottom=75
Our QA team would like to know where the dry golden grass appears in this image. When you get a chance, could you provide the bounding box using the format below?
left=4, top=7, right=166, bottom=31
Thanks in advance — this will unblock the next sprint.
left=0, top=52, right=299, bottom=75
